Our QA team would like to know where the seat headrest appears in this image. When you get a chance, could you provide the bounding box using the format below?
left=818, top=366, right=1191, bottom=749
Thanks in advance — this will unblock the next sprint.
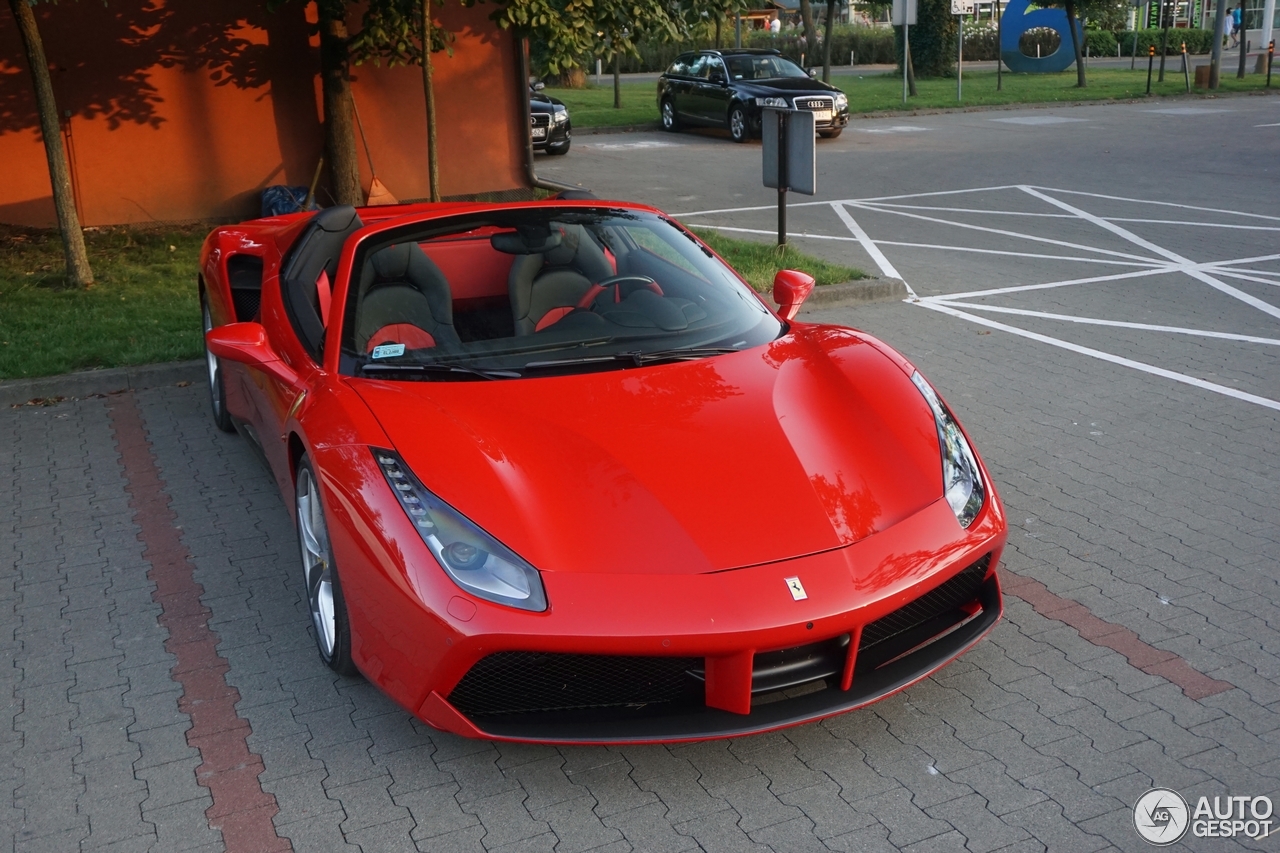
left=544, top=226, right=583, bottom=266
left=371, top=244, right=416, bottom=282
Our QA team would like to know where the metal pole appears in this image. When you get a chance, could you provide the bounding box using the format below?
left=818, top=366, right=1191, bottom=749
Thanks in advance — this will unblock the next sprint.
left=958, top=13, right=964, bottom=101
left=1263, top=0, right=1277, bottom=67
left=777, top=113, right=788, bottom=246
left=1132, top=22, right=1139, bottom=68
left=1147, top=43, right=1156, bottom=91
left=1239, top=20, right=1250, bottom=77
left=1269, top=39, right=1275, bottom=85
left=903, top=22, right=910, bottom=102
left=735, top=13, right=742, bottom=48
left=996, top=0, right=1003, bottom=90
left=1183, top=41, right=1191, bottom=89
left=1159, top=0, right=1169, bottom=81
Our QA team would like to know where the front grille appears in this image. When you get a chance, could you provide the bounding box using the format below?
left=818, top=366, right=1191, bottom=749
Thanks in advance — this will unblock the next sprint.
left=449, top=652, right=702, bottom=717
left=858, top=554, right=991, bottom=668
left=531, top=113, right=551, bottom=129
left=794, top=96, right=834, bottom=112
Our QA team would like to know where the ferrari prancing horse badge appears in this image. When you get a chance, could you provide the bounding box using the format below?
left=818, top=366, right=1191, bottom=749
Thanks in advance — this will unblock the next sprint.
left=785, top=577, right=807, bottom=601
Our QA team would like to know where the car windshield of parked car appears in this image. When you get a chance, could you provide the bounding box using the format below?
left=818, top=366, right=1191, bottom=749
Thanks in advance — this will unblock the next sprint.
left=725, top=55, right=808, bottom=81
left=340, top=207, right=783, bottom=379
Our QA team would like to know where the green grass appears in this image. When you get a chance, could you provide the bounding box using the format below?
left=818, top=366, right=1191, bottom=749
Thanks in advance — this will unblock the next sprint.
left=693, top=228, right=865, bottom=291
left=0, top=226, right=204, bottom=381
left=553, top=67, right=1278, bottom=128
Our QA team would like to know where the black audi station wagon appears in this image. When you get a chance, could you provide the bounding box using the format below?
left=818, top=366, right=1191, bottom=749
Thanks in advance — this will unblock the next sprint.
left=657, top=48, right=849, bottom=142
left=530, top=84, right=571, bottom=155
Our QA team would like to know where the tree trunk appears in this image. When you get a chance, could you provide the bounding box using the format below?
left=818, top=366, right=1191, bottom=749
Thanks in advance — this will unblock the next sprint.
left=715, top=16, right=721, bottom=49
left=9, top=0, right=92, bottom=287
left=996, top=0, right=1003, bottom=89
left=421, top=0, right=440, bottom=202
left=614, top=51, right=621, bottom=108
left=823, top=0, right=835, bottom=81
left=1065, top=0, right=1087, bottom=87
left=799, top=0, right=817, bottom=63
left=318, top=6, right=362, bottom=207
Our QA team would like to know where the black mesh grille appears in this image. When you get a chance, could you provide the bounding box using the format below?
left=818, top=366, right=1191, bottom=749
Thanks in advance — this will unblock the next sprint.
left=859, top=554, right=991, bottom=654
left=449, top=652, right=702, bottom=717
left=531, top=113, right=552, bottom=128
left=231, top=289, right=261, bottom=322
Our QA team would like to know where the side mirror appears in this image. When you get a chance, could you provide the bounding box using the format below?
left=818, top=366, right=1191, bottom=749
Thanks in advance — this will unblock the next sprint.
left=206, top=322, right=299, bottom=387
left=773, top=269, right=815, bottom=321
left=808, top=68, right=817, bottom=78
left=533, top=81, right=546, bottom=91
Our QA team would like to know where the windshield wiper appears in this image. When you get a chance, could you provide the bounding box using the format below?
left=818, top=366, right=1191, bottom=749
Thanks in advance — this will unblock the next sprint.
left=359, top=362, right=521, bottom=380
left=523, top=347, right=740, bottom=370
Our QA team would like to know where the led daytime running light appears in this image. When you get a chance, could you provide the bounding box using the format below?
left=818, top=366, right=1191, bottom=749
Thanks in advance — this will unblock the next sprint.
left=373, top=449, right=547, bottom=612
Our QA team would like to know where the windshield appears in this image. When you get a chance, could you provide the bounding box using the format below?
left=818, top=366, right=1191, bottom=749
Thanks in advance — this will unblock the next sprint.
left=340, top=207, right=782, bottom=379
left=725, top=55, right=808, bottom=81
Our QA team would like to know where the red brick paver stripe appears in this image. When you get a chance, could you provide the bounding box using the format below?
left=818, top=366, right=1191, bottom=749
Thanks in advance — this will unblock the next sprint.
left=1001, top=572, right=1233, bottom=701
left=109, top=395, right=292, bottom=853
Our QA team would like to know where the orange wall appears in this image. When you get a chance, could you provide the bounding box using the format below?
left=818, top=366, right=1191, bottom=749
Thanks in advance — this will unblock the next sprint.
left=0, top=1, right=527, bottom=227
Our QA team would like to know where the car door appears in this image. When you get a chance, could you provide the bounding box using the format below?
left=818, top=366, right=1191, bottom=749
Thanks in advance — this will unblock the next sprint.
left=685, top=55, right=715, bottom=124
left=701, top=57, right=734, bottom=128
left=663, top=53, right=696, bottom=121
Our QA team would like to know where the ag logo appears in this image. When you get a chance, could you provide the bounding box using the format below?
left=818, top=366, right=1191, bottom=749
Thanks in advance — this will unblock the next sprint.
left=1134, top=788, right=1190, bottom=845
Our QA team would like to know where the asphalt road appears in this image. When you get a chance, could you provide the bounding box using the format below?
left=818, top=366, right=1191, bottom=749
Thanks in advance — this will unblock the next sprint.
left=4, top=93, right=1280, bottom=852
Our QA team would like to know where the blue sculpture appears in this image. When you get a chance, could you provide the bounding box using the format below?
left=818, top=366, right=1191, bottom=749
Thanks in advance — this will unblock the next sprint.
left=1000, top=0, right=1083, bottom=73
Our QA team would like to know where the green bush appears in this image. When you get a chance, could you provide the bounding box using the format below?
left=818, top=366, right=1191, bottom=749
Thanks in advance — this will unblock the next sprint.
left=896, top=0, right=957, bottom=77
left=1085, top=29, right=1118, bottom=56
left=958, top=22, right=1068, bottom=62
left=1118, top=28, right=1215, bottom=56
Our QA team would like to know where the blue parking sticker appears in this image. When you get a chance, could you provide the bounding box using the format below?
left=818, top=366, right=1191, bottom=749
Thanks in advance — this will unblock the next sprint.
left=371, top=344, right=406, bottom=359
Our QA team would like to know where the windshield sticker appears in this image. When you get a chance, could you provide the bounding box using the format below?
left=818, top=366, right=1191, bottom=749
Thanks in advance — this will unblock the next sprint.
left=371, top=344, right=406, bottom=359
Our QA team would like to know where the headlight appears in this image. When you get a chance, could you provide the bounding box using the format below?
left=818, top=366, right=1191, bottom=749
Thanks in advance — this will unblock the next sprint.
left=834, top=92, right=848, bottom=110
left=552, top=109, right=569, bottom=124
left=374, top=449, right=547, bottom=612
left=755, top=96, right=788, bottom=107
left=910, top=372, right=985, bottom=528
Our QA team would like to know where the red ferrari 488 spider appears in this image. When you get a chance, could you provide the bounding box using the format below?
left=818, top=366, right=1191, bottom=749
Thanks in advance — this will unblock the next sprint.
left=199, top=198, right=1007, bottom=743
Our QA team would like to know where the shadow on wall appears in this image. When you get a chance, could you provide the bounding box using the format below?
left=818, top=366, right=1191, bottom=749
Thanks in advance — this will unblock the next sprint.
left=0, top=0, right=323, bottom=218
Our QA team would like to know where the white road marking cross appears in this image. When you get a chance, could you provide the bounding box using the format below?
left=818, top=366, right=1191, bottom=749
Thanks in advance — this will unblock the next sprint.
left=785, top=577, right=808, bottom=601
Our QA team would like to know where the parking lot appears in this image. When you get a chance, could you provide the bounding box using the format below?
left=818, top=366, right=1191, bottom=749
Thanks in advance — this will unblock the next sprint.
left=5, top=94, right=1280, bottom=851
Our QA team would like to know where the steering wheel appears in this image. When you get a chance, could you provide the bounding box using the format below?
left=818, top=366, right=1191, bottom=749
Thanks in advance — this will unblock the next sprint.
left=576, top=275, right=663, bottom=309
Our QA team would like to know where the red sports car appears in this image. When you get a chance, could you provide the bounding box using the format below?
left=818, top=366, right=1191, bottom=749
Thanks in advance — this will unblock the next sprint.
left=200, top=199, right=1007, bottom=744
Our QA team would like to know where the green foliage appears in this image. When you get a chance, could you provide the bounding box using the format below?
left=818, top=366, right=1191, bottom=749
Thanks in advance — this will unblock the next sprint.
left=347, top=0, right=454, bottom=66
left=1118, top=28, right=1216, bottom=55
left=895, top=0, right=957, bottom=77
left=602, top=25, right=897, bottom=75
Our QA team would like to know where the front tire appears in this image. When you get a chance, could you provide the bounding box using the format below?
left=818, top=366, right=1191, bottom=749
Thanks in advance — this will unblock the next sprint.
left=296, top=457, right=358, bottom=676
left=819, top=128, right=843, bottom=139
left=547, top=138, right=571, bottom=155
left=728, top=104, right=750, bottom=143
left=201, top=295, right=234, bottom=433
left=660, top=98, right=680, bottom=132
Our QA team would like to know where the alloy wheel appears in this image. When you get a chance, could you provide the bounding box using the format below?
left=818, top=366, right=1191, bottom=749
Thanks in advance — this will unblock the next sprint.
left=297, top=466, right=337, bottom=660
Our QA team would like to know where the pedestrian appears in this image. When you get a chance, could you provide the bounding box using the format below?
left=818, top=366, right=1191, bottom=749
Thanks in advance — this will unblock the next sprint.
left=1230, top=4, right=1242, bottom=47
left=769, top=14, right=781, bottom=33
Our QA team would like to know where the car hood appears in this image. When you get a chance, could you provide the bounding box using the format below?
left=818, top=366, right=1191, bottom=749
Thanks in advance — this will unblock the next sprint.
left=736, top=78, right=844, bottom=96
left=352, top=326, right=943, bottom=576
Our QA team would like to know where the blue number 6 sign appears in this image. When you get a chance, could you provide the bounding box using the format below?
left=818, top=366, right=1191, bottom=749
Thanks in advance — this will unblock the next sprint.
left=1000, top=0, right=1083, bottom=73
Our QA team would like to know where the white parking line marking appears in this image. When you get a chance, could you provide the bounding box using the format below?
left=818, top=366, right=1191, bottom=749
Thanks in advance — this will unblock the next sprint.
left=990, top=116, right=1088, bottom=125
left=587, top=140, right=682, bottom=150
left=831, top=203, right=912, bottom=293
left=926, top=268, right=1178, bottom=301
left=926, top=301, right=1280, bottom=345
left=917, top=301, right=1280, bottom=412
left=1029, top=186, right=1280, bottom=222
left=1021, top=186, right=1280, bottom=322
left=861, top=126, right=932, bottom=133
left=1146, top=107, right=1232, bottom=115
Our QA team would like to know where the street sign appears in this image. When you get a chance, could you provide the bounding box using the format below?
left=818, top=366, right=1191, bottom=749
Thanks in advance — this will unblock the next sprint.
left=762, top=109, right=815, bottom=195
left=951, top=0, right=974, bottom=13
left=892, top=0, right=918, bottom=26
left=761, top=108, right=816, bottom=245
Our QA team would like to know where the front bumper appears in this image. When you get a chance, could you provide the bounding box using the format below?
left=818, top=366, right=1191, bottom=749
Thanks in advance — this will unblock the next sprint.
left=533, top=120, right=571, bottom=150
left=320, top=445, right=1006, bottom=744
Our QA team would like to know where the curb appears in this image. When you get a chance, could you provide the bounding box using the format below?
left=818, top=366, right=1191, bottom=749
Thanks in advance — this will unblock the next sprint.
left=767, top=277, right=909, bottom=313
left=2, top=360, right=205, bottom=408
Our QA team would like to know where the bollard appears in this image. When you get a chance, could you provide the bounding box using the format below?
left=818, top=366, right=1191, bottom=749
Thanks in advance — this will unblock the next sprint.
left=1146, top=44, right=1155, bottom=94
left=1269, top=40, right=1275, bottom=88
left=1182, top=42, right=1190, bottom=91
